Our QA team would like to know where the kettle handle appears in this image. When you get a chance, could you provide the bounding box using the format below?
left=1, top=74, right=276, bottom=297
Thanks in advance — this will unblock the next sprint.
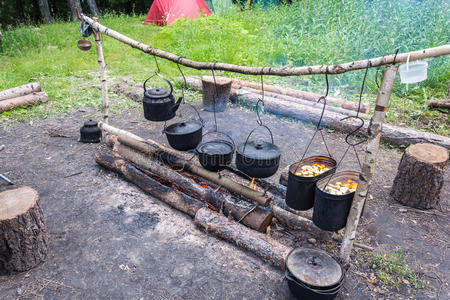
left=143, top=72, right=173, bottom=95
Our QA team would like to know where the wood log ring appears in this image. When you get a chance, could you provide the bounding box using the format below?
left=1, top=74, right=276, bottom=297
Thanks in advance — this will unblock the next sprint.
left=0, top=187, right=48, bottom=275
left=391, top=143, right=449, bottom=209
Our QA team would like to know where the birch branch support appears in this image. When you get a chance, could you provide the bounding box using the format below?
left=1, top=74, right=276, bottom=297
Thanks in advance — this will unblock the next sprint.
left=81, top=13, right=450, bottom=76
left=340, top=65, right=399, bottom=265
left=93, top=20, right=109, bottom=141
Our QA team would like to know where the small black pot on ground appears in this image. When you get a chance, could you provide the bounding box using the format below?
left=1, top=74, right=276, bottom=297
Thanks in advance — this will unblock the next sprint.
left=80, top=119, right=101, bottom=143
left=285, top=156, right=336, bottom=210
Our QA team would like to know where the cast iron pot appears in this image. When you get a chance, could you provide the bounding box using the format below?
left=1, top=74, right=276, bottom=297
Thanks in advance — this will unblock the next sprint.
left=313, top=170, right=359, bottom=231
left=143, top=73, right=182, bottom=122
left=80, top=119, right=101, bottom=143
left=285, top=247, right=345, bottom=300
left=164, top=120, right=203, bottom=151
left=235, top=125, right=281, bottom=178
left=196, top=132, right=235, bottom=171
left=285, top=156, right=336, bottom=211
left=285, top=270, right=344, bottom=300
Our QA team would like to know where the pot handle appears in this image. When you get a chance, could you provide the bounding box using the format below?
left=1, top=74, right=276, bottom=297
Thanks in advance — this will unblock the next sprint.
left=201, top=131, right=235, bottom=148
left=143, top=72, right=173, bottom=95
left=242, top=124, right=274, bottom=154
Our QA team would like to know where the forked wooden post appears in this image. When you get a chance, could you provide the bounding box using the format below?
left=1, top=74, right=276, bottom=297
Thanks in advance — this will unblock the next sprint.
left=92, top=17, right=109, bottom=141
left=340, top=65, right=399, bottom=265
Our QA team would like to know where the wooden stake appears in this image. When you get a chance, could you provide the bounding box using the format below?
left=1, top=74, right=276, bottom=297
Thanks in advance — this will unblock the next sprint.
left=339, top=65, right=399, bottom=265
left=92, top=17, right=109, bottom=142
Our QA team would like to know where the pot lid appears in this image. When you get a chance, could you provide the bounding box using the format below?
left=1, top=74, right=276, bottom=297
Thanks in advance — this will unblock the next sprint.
left=144, top=87, right=171, bottom=99
left=197, top=140, right=233, bottom=155
left=165, top=120, right=202, bottom=135
left=286, top=248, right=343, bottom=287
left=83, top=119, right=98, bottom=127
left=237, top=141, right=280, bottom=160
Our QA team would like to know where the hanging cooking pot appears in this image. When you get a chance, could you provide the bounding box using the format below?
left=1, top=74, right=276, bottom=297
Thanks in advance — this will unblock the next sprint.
left=236, top=125, right=281, bottom=178
left=164, top=104, right=204, bottom=151
left=196, top=131, right=235, bottom=171
left=285, top=156, right=337, bottom=211
left=285, top=247, right=345, bottom=300
left=142, top=73, right=182, bottom=122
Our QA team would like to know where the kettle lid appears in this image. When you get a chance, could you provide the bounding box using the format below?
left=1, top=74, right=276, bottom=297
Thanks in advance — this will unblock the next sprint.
left=238, top=140, right=280, bottom=160
left=83, top=119, right=98, bottom=127
left=145, top=87, right=171, bottom=99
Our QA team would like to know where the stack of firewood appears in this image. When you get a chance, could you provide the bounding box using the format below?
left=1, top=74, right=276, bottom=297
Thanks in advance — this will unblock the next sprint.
left=0, top=83, right=49, bottom=113
left=94, top=123, right=340, bottom=269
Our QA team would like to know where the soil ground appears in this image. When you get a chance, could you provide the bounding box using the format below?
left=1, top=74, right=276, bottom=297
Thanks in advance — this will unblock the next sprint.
left=0, top=94, right=448, bottom=299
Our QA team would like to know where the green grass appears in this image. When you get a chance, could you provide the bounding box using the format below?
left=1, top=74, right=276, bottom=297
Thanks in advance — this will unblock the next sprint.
left=1, top=0, right=449, bottom=133
left=368, top=248, right=426, bottom=290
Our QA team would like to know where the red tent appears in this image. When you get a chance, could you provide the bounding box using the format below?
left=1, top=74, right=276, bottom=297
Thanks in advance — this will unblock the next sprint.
left=144, top=0, right=211, bottom=26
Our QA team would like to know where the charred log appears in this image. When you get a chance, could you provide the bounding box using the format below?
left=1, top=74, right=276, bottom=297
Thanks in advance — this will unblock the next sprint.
left=194, top=207, right=293, bottom=269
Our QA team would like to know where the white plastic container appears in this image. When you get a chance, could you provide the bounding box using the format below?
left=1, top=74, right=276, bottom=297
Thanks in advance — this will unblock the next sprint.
left=399, top=54, right=428, bottom=84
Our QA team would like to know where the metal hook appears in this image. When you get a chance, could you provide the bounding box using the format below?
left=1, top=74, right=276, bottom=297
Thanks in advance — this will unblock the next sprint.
left=341, top=116, right=365, bottom=146
left=176, top=57, right=186, bottom=104
left=316, top=96, right=327, bottom=131
left=211, top=62, right=219, bottom=132
left=324, top=70, right=329, bottom=98
left=153, top=50, right=161, bottom=74
left=356, top=60, right=371, bottom=117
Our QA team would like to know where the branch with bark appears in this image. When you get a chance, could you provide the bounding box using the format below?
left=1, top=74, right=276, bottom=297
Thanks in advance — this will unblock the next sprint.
left=80, top=13, right=449, bottom=76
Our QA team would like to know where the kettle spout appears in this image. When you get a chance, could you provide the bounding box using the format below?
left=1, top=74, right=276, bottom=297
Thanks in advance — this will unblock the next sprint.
left=172, top=97, right=183, bottom=113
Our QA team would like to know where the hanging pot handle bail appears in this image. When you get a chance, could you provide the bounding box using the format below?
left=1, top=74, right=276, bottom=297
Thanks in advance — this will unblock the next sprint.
left=202, top=131, right=235, bottom=148
left=143, top=72, right=174, bottom=95
left=242, top=124, right=274, bottom=154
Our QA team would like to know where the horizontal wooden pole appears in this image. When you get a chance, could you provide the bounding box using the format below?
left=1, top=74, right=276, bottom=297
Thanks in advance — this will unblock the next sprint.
left=81, top=14, right=449, bottom=76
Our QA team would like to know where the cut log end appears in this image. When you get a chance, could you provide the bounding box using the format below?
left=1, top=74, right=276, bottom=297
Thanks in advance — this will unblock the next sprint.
left=391, top=143, right=448, bottom=209
left=407, top=143, right=449, bottom=165
left=0, top=187, right=48, bottom=275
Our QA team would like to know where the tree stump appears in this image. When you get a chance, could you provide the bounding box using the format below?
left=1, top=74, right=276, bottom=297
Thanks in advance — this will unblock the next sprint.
left=201, top=76, right=232, bottom=112
left=0, top=187, right=48, bottom=275
left=391, top=143, right=449, bottom=209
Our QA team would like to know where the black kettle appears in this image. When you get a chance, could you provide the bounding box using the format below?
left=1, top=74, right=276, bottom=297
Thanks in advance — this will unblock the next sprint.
left=143, top=73, right=182, bottom=122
